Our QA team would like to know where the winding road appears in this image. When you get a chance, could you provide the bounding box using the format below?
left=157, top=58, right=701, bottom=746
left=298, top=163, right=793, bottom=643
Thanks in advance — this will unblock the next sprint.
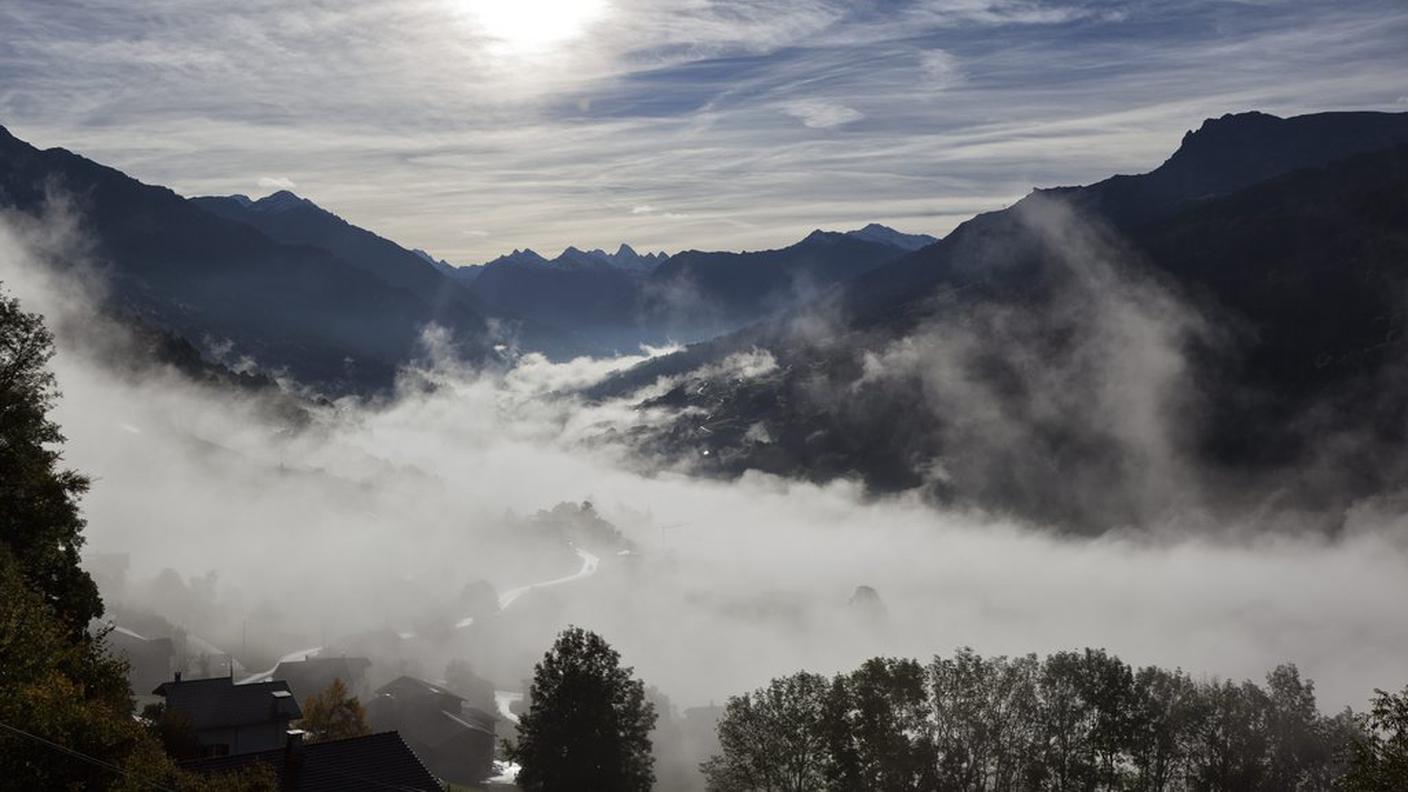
left=455, top=545, right=600, bottom=629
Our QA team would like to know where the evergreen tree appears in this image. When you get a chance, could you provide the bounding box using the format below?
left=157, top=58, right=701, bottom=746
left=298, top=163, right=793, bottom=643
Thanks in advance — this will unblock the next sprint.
left=510, top=626, right=656, bottom=792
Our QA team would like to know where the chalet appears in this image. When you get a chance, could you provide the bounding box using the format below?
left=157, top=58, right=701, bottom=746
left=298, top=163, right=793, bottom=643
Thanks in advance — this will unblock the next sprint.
left=270, top=655, right=372, bottom=702
left=184, top=730, right=442, bottom=791
left=108, top=626, right=174, bottom=696
left=367, top=675, right=497, bottom=785
left=153, top=673, right=302, bottom=757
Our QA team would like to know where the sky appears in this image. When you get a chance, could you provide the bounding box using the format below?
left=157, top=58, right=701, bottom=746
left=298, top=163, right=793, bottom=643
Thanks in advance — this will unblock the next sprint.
left=2, top=0, right=1407, bottom=263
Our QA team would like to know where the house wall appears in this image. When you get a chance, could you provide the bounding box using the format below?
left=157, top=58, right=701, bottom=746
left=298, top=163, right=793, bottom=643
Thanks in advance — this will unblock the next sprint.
left=427, top=731, right=495, bottom=786
left=196, top=720, right=289, bottom=756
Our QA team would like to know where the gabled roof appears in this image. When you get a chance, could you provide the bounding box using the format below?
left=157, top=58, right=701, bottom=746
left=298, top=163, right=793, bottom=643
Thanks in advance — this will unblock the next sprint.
left=184, top=731, right=442, bottom=792
left=154, top=676, right=302, bottom=729
left=374, top=675, right=465, bottom=702
left=272, top=656, right=372, bottom=699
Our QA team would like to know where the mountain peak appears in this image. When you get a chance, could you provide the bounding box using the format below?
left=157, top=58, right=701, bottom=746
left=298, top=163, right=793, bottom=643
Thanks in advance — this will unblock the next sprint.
left=254, top=190, right=313, bottom=212
left=845, top=223, right=939, bottom=251
left=1171, top=111, right=1284, bottom=161
left=615, top=243, right=638, bottom=258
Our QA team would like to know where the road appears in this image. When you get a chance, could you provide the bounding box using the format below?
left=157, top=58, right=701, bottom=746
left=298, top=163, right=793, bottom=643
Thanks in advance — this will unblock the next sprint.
left=455, top=545, right=600, bottom=629
left=238, top=645, right=323, bottom=685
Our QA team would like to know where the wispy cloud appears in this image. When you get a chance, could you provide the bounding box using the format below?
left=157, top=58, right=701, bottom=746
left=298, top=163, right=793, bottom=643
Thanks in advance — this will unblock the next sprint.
left=783, top=99, right=864, bottom=129
left=1, top=0, right=1406, bottom=261
left=257, top=175, right=296, bottom=191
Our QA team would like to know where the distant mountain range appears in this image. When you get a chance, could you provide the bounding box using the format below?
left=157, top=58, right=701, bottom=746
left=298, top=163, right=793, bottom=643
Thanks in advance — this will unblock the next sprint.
left=0, top=122, right=935, bottom=386
left=9, top=108, right=1405, bottom=532
left=0, top=127, right=525, bottom=392
left=592, top=110, right=1408, bottom=531
left=453, top=226, right=927, bottom=352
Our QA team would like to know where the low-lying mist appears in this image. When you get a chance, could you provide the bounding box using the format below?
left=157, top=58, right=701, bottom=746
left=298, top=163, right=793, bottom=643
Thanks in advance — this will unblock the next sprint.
left=2, top=205, right=1406, bottom=716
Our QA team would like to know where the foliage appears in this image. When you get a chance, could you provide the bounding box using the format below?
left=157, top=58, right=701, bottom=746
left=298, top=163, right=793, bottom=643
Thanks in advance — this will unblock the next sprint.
left=702, top=671, right=831, bottom=792
left=508, top=625, right=656, bottom=792
left=1337, top=686, right=1408, bottom=791
left=0, top=286, right=101, bottom=634
left=299, top=678, right=370, bottom=742
left=0, top=546, right=215, bottom=789
left=0, top=286, right=273, bottom=790
left=706, top=648, right=1373, bottom=792
left=141, top=701, right=202, bottom=761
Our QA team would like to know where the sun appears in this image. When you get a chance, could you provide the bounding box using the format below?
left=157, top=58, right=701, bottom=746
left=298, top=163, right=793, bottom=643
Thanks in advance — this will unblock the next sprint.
left=461, top=0, right=610, bottom=55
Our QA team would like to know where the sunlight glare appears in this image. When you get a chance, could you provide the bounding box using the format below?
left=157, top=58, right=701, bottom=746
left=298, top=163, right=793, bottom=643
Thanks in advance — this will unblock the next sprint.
left=462, top=0, right=610, bottom=55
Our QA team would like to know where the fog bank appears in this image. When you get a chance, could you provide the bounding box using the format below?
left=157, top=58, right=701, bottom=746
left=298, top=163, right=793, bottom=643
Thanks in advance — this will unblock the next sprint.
left=1, top=208, right=1405, bottom=712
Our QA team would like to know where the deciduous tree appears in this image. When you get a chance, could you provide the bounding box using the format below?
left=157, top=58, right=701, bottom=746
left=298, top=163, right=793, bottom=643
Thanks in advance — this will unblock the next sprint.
left=299, top=678, right=370, bottom=742
left=509, top=626, right=656, bottom=792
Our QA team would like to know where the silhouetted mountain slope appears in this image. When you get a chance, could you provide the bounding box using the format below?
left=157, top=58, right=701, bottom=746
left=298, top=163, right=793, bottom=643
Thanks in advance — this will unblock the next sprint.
left=838, top=111, right=1408, bottom=331
left=649, top=230, right=906, bottom=327
left=0, top=125, right=497, bottom=393
left=470, top=252, right=644, bottom=347
left=845, top=223, right=938, bottom=251
left=595, top=111, right=1408, bottom=531
left=193, top=191, right=485, bottom=315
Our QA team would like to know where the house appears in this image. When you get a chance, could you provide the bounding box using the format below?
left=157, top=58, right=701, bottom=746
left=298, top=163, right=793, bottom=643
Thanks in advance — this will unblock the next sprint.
left=367, top=675, right=497, bottom=785
left=184, top=730, right=442, bottom=791
left=153, top=673, right=302, bottom=757
left=271, top=656, right=372, bottom=703
left=108, top=625, right=174, bottom=696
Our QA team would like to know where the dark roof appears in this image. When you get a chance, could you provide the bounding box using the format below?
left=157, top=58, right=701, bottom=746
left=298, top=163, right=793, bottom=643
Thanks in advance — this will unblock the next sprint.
left=183, top=731, right=442, bottom=791
left=374, top=675, right=464, bottom=702
left=154, top=677, right=302, bottom=729
left=273, top=656, right=372, bottom=699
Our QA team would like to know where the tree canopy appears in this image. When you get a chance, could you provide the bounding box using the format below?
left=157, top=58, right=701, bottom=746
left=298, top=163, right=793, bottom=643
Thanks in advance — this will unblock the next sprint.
left=510, top=625, right=657, bottom=792
left=0, top=285, right=101, bottom=634
left=704, top=648, right=1376, bottom=792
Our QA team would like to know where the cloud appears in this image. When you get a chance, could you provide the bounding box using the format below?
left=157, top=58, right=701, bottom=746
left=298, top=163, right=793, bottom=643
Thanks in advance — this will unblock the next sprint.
left=4, top=202, right=1408, bottom=717
left=1, top=1, right=1406, bottom=265
left=632, top=204, right=691, bottom=220
left=918, top=49, right=963, bottom=88
left=783, top=99, right=864, bottom=129
left=257, top=175, right=296, bottom=191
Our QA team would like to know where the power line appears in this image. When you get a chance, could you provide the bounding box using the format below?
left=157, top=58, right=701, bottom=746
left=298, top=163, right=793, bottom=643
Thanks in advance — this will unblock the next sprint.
left=0, top=720, right=177, bottom=792
left=1, top=720, right=440, bottom=792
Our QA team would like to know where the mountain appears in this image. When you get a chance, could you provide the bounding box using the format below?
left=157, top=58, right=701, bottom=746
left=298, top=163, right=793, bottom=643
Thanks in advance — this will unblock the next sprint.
left=644, top=230, right=908, bottom=335
left=464, top=229, right=915, bottom=353
left=0, top=125, right=502, bottom=393
left=468, top=250, right=645, bottom=350
left=845, top=223, right=938, bottom=251
left=191, top=191, right=486, bottom=317
left=593, top=110, right=1408, bottom=531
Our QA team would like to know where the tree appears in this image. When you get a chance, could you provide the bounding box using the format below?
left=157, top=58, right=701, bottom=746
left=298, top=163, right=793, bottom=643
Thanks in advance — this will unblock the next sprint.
left=0, top=285, right=101, bottom=634
left=702, top=671, right=831, bottom=792
left=1188, top=680, right=1271, bottom=792
left=1127, top=665, right=1202, bottom=792
left=1337, top=686, right=1408, bottom=791
left=141, top=701, right=201, bottom=760
left=299, top=678, right=370, bottom=742
left=0, top=547, right=232, bottom=789
left=826, top=658, right=934, bottom=792
left=509, top=626, right=656, bottom=792
left=1263, top=664, right=1331, bottom=792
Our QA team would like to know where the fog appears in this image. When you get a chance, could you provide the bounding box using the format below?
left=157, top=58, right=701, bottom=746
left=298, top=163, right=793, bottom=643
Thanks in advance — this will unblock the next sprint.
left=2, top=204, right=1406, bottom=718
